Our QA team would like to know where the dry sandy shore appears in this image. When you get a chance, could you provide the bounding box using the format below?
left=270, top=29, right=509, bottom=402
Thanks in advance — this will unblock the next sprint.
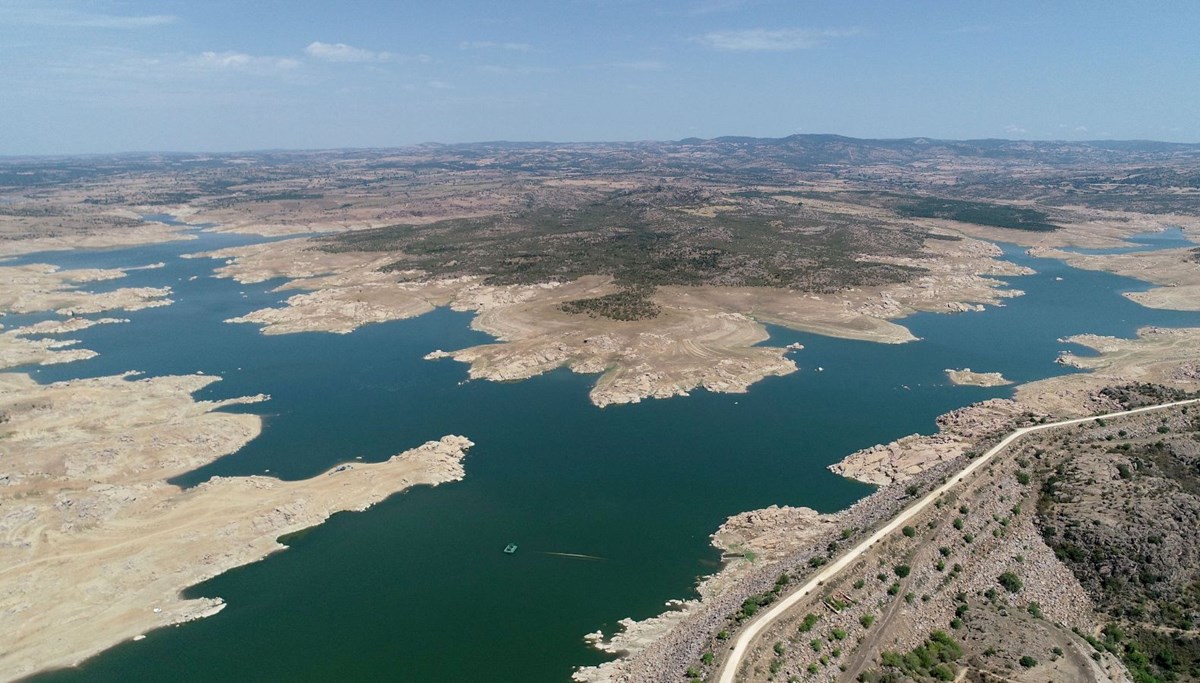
left=199, top=232, right=1027, bottom=407
left=0, top=367, right=474, bottom=680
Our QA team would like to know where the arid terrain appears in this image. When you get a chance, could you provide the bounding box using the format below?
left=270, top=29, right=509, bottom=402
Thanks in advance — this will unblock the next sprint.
left=2, top=136, right=1199, bottom=681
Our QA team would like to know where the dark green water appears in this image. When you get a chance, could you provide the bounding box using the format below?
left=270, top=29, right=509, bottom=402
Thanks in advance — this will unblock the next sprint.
left=14, top=230, right=1200, bottom=682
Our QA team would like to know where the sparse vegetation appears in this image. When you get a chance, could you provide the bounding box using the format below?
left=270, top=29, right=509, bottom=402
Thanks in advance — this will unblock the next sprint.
left=897, top=197, right=1059, bottom=232
left=997, top=571, right=1023, bottom=593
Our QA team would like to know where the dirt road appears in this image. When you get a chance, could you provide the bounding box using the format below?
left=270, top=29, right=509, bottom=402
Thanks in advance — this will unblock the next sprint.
left=716, top=398, right=1200, bottom=683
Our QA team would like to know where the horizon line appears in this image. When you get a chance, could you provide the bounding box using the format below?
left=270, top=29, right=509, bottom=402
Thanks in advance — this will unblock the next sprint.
left=2, top=132, right=1198, bottom=160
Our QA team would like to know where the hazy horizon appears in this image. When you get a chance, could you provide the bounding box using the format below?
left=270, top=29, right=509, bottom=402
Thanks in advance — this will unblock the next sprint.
left=3, top=0, right=1198, bottom=155
left=6, top=131, right=1200, bottom=161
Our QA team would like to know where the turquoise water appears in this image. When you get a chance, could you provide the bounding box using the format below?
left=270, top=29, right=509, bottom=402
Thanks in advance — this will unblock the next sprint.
left=14, top=234, right=1200, bottom=682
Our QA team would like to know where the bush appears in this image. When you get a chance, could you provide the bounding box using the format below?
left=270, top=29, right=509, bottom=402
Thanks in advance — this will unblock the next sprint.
left=831, top=628, right=847, bottom=641
left=1016, top=471, right=1032, bottom=485
left=998, top=571, right=1023, bottom=593
left=1027, top=602, right=1042, bottom=618
left=861, top=614, right=876, bottom=628
left=952, top=518, right=964, bottom=530
left=799, top=613, right=819, bottom=632
left=894, top=565, right=911, bottom=578
left=902, top=526, right=917, bottom=538
left=774, top=641, right=786, bottom=656
left=1019, top=655, right=1038, bottom=668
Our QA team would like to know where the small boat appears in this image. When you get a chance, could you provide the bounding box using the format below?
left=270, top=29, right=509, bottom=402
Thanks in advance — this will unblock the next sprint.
left=503, top=543, right=519, bottom=554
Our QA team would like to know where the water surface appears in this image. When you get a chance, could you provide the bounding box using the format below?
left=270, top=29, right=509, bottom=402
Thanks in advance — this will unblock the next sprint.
left=17, top=234, right=1200, bottom=682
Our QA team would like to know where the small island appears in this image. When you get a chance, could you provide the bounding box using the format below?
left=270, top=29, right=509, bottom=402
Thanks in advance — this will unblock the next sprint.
left=945, top=367, right=1013, bottom=387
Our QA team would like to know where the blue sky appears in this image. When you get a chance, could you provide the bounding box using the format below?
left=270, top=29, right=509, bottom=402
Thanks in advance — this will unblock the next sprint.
left=1, top=0, right=1197, bottom=154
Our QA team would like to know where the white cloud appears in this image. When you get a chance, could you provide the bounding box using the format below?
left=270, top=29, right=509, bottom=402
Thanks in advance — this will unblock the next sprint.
left=306, top=41, right=383, bottom=63
left=304, top=41, right=432, bottom=64
left=193, top=52, right=300, bottom=73
left=428, top=80, right=454, bottom=89
left=459, top=41, right=533, bottom=52
left=1004, top=124, right=1028, bottom=134
left=697, top=28, right=861, bottom=51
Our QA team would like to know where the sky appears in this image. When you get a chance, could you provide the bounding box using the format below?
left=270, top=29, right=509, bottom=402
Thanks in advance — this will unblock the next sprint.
left=1, top=0, right=1198, bottom=154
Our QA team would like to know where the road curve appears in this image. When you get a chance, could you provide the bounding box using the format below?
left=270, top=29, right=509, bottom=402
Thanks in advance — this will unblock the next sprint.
left=716, top=398, right=1200, bottom=683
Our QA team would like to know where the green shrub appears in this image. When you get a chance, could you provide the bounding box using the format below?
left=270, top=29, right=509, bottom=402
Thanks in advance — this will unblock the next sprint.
left=902, top=526, right=917, bottom=538
left=894, top=565, right=911, bottom=578
left=1019, top=655, right=1038, bottom=668
left=860, top=614, right=876, bottom=628
left=998, top=571, right=1023, bottom=593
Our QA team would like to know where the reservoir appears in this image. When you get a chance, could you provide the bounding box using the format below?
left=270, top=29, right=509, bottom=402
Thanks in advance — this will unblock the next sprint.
left=16, top=231, right=1200, bottom=682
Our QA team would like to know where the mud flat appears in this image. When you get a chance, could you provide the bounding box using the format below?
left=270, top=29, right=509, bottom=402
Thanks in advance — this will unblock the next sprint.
left=198, top=232, right=1027, bottom=407
left=945, top=367, right=1012, bottom=387
left=0, top=368, right=474, bottom=680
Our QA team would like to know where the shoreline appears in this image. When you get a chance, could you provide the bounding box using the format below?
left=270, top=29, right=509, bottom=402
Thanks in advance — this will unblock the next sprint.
left=573, top=324, right=1200, bottom=681
left=197, top=230, right=1029, bottom=407
left=0, top=368, right=475, bottom=681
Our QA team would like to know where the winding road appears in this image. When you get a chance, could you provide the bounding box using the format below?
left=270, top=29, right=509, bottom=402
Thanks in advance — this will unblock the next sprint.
left=716, top=398, right=1200, bottom=683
